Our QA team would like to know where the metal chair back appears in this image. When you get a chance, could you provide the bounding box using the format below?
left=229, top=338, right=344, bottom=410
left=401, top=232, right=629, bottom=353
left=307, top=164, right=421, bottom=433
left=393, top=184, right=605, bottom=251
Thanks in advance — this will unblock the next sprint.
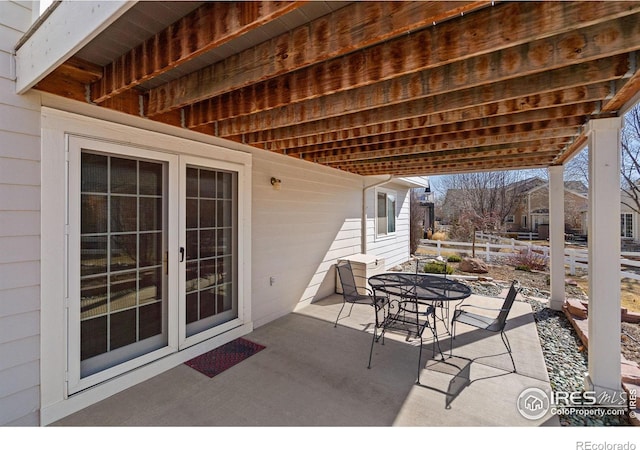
left=496, top=281, right=519, bottom=331
left=336, top=260, right=361, bottom=302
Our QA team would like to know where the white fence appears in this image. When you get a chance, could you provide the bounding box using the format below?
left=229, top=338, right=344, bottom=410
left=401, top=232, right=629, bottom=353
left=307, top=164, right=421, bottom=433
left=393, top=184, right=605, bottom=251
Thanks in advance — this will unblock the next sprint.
left=419, top=237, right=640, bottom=281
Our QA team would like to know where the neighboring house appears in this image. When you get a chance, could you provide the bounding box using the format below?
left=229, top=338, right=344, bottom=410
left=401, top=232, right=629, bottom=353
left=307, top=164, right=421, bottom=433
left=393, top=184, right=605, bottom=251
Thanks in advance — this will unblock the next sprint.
left=620, top=191, right=639, bottom=243
left=509, top=179, right=589, bottom=235
left=439, top=177, right=588, bottom=236
left=0, top=3, right=427, bottom=425
left=577, top=193, right=639, bottom=246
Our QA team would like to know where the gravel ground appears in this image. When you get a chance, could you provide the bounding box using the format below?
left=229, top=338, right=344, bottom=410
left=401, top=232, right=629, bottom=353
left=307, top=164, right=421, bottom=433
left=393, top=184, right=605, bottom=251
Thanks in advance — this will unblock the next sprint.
left=401, top=256, right=634, bottom=426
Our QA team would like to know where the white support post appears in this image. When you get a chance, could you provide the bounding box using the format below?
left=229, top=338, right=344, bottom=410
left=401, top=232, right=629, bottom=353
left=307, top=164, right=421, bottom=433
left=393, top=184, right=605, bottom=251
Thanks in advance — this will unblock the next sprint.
left=485, top=242, right=490, bottom=262
left=585, top=117, right=623, bottom=401
left=549, top=165, right=565, bottom=311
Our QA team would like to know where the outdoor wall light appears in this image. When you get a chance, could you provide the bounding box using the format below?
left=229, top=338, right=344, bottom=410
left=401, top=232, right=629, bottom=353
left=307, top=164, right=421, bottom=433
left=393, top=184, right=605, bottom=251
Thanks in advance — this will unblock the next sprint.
left=270, top=177, right=282, bottom=191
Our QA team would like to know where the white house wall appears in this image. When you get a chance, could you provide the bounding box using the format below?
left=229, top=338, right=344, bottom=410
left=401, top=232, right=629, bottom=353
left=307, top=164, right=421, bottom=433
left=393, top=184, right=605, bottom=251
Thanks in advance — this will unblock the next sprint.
left=250, top=154, right=413, bottom=326
left=250, top=150, right=364, bottom=326
left=0, top=0, right=41, bottom=426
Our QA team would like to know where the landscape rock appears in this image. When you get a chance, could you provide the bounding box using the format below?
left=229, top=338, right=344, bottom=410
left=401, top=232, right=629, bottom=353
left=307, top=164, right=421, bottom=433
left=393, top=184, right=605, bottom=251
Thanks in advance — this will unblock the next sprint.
left=459, top=257, right=489, bottom=274
left=621, top=357, right=640, bottom=384
left=564, top=298, right=588, bottom=319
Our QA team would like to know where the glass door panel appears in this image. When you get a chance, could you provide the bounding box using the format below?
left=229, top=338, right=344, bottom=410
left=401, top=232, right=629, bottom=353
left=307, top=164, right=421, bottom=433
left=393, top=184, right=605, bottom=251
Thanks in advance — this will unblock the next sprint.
left=184, top=165, right=238, bottom=338
left=80, top=152, right=168, bottom=378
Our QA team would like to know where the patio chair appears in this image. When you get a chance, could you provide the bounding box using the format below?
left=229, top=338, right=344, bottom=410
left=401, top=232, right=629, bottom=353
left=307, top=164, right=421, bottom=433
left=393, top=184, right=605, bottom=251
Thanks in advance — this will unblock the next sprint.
left=368, top=284, right=437, bottom=385
left=334, top=260, right=388, bottom=328
left=449, top=280, right=520, bottom=373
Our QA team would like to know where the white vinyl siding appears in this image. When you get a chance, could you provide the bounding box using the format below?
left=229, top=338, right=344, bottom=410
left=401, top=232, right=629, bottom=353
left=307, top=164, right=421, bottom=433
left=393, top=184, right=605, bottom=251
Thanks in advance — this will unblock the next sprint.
left=0, top=0, right=41, bottom=426
left=251, top=150, right=363, bottom=325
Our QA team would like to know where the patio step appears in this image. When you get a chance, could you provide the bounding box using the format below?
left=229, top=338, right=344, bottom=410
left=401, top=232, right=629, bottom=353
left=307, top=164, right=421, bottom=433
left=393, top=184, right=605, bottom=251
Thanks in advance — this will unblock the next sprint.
left=563, top=300, right=640, bottom=424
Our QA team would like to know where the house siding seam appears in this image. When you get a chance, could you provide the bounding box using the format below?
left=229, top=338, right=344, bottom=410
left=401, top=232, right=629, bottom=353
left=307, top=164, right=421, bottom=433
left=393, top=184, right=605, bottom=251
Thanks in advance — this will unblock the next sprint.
left=0, top=0, right=41, bottom=426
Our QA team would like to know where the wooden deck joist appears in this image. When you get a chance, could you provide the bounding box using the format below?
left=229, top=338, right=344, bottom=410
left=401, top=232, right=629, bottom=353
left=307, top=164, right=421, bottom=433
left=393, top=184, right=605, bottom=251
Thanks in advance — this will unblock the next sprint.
left=25, top=1, right=640, bottom=177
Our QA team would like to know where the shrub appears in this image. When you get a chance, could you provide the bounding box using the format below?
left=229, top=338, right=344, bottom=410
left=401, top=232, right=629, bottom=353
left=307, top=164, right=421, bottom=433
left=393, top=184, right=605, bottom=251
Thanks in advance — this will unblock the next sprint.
left=431, top=231, right=447, bottom=241
left=510, top=248, right=547, bottom=271
left=447, top=254, right=462, bottom=263
left=423, top=262, right=454, bottom=275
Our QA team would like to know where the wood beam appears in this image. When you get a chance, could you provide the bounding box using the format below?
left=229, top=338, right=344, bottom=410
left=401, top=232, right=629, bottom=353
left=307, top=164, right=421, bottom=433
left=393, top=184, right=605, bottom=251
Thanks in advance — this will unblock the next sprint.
left=327, top=140, right=568, bottom=170
left=213, top=70, right=616, bottom=138
left=90, top=1, right=307, bottom=103
left=249, top=103, right=597, bottom=149
left=350, top=158, right=553, bottom=176
left=187, top=12, right=640, bottom=127
left=146, top=1, right=493, bottom=116
left=34, top=57, right=102, bottom=102
left=309, top=124, right=581, bottom=164
left=554, top=134, right=590, bottom=165
left=602, top=52, right=640, bottom=113
left=293, top=116, right=584, bottom=159
left=341, top=152, right=559, bottom=176
left=327, top=144, right=565, bottom=169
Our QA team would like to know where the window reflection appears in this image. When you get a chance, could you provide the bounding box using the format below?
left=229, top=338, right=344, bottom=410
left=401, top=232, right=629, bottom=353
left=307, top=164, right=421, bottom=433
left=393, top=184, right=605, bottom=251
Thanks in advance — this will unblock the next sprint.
left=185, top=166, right=237, bottom=330
left=80, top=153, right=166, bottom=365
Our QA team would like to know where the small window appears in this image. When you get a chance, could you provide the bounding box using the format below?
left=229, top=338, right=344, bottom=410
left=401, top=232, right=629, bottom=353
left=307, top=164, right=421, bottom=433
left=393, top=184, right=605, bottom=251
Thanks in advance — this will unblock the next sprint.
left=376, top=190, right=396, bottom=236
left=621, top=213, right=633, bottom=238
left=505, top=215, right=515, bottom=223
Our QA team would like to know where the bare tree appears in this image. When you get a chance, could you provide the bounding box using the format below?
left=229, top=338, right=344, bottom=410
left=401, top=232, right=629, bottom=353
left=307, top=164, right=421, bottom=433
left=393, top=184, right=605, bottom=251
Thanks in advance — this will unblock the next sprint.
left=622, top=104, right=640, bottom=214
left=561, top=103, right=640, bottom=213
left=439, top=170, right=531, bottom=240
left=409, top=189, right=424, bottom=254
left=564, top=147, right=589, bottom=186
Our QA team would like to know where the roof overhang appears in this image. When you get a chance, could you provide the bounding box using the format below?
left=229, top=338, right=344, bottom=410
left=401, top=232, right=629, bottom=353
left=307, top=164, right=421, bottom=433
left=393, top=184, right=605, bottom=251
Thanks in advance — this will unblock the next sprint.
left=15, top=0, right=134, bottom=93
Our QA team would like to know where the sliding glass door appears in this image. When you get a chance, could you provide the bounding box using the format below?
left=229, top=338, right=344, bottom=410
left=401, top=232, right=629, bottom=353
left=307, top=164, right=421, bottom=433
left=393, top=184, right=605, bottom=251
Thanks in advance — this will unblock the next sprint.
left=68, top=138, right=242, bottom=393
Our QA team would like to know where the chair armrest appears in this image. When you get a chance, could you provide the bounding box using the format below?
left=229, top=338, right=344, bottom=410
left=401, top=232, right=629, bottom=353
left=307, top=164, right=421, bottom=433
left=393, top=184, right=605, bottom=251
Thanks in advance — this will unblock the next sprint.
left=457, top=304, right=507, bottom=312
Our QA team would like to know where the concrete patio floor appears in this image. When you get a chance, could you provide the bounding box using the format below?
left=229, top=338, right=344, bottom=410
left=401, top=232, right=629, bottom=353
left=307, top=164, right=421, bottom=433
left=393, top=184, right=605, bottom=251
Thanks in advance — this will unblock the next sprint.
left=52, top=291, right=559, bottom=427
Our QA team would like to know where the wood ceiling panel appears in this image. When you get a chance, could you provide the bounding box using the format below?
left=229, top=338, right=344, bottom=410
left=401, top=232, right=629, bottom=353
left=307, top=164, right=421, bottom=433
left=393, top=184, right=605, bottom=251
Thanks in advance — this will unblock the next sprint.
left=30, top=1, right=640, bottom=178
left=186, top=11, right=640, bottom=128
left=145, top=1, right=492, bottom=116
left=91, top=1, right=306, bottom=103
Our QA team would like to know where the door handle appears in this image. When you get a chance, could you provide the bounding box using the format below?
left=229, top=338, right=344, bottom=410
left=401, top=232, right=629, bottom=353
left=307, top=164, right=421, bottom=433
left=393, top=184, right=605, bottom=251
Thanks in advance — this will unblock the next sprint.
left=179, top=247, right=185, bottom=262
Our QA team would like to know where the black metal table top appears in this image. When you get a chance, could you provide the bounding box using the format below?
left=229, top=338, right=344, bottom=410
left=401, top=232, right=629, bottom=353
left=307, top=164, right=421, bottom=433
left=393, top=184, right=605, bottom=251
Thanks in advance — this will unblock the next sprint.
left=368, top=272, right=472, bottom=302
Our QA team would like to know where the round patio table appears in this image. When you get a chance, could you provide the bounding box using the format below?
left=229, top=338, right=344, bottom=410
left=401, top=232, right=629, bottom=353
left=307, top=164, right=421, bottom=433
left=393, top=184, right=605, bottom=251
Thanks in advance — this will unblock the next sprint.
left=368, top=272, right=472, bottom=360
left=367, top=272, right=472, bottom=304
